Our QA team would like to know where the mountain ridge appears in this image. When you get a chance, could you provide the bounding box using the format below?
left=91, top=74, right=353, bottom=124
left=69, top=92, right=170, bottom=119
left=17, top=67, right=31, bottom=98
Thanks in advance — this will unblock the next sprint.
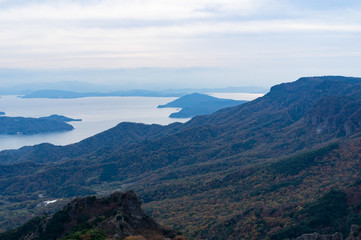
left=1, top=76, right=361, bottom=238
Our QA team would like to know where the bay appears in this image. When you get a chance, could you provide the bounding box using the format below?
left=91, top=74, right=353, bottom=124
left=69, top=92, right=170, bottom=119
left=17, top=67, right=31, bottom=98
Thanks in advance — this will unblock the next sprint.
left=0, top=96, right=188, bottom=151
left=0, top=93, right=263, bottom=151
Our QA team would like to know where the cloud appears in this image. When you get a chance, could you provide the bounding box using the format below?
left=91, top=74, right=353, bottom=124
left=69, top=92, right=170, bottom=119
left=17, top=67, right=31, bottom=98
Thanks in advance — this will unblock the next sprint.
left=2, top=0, right=358, bottom=24
left=0, top=0, right=261, bottom=21
left=0, top=0, right=360, bottom=71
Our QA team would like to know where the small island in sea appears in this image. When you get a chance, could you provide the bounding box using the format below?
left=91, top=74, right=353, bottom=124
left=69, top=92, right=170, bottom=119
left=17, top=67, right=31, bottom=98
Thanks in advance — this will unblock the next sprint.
left=0, top=114, right=81, bottom=135
left=0, top=112, right=5, bottom=116
left=20, top=89, right=186, bottom=98
left=158, top=93, right=247, bottom=118
left=19, top=86, right=267, bottom=99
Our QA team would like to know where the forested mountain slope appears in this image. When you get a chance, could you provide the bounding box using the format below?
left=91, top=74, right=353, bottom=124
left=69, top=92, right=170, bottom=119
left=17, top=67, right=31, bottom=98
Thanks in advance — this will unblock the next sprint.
left=1, top=76, right=361, bottom=239
left=0, top=191, right=184, bottom=240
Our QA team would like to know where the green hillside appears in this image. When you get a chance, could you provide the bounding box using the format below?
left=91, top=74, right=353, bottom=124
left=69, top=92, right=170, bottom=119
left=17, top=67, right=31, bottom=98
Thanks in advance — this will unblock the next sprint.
left=1, top=76, right=361, bottom=239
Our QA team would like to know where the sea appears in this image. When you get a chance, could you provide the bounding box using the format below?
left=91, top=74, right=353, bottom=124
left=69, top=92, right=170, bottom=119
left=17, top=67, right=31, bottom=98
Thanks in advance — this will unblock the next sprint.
left=0, top=93, right=263, bottom=151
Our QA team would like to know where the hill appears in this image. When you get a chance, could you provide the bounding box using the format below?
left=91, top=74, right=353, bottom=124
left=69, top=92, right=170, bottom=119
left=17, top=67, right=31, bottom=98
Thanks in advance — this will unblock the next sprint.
left=1, top=76, right=361, bottom=238
left=0, top=115, right=75, bottom=135
left=0, top=191, right=184, bottom=240
left=0, top=112, right=4, bottom=116
left=39, top=114, right=82, bottom=122
left=20, top=87, right=266, bottom=99
left=157, top=93, right=246, bottom=118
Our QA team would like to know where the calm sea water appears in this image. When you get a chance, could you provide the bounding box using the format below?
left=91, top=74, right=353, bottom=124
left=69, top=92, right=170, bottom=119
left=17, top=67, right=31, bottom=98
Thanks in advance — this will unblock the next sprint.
left=0, top=93, right=263, bottom=151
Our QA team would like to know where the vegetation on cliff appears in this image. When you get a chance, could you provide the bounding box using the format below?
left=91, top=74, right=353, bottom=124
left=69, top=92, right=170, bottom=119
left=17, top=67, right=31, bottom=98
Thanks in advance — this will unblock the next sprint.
left=0, top=191, right=184, bottom=240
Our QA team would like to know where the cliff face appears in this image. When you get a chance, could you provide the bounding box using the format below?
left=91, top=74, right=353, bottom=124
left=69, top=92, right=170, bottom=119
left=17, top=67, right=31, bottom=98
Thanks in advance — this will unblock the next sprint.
left=0, top=191, right=184, bottom=240
left=296, top=225, right=361, bottom=240
left=304, top=96, right=361, bottom=136
left=347, top=225, right=361, bottom=240
left=296, top=232, right=343, bottom=240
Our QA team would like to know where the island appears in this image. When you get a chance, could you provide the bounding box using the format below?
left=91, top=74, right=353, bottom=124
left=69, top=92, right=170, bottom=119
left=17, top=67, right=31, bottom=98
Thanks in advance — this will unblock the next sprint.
left=158, top=93, right=247, bottom=118
left=20, top=86, right=267, bottom=99
left=21, top=89, right=186, bottom=98
left=0, top=112, right=5, bottom=116
left=0, top=115, right=81, bottom=135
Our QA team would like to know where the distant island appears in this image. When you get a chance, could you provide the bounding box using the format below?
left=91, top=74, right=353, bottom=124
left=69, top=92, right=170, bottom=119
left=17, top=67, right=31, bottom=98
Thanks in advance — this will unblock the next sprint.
left=20, top=86, right=267, bottom=99
left=0, top=115, right=81, bottom=135
left=21, top=89, right=186, bottom=98
left=0, top=112, right=5, bottom=116
left=158, top=93, right=247, bottom=118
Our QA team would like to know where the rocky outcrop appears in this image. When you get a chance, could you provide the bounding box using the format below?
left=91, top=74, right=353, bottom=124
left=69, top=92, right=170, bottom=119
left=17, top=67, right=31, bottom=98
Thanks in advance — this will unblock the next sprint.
left=296, top=225, right=361, bottom=240
left=296, top=232, right=343, bottom=240
left=346, top=225, right=361, bottom=240
left=0, top=191, right=184, bottom=240
left=305, top=96, right=361, bottom=136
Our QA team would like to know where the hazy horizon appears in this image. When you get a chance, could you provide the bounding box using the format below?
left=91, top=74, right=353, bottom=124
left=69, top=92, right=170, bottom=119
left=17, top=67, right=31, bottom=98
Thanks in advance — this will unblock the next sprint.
left=0, top=68, right=359, bottom=91
left=0, top=68, right=273, bottom=90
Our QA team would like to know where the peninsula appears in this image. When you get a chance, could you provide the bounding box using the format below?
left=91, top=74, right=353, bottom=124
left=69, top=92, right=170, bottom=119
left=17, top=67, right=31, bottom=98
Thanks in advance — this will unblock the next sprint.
left=158, top=93, right=247, bottom=118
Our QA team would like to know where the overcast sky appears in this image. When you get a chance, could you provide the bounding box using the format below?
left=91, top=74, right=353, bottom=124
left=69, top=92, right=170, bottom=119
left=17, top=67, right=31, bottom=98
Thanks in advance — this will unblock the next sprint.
left=0, top=0, right=360, bottom=88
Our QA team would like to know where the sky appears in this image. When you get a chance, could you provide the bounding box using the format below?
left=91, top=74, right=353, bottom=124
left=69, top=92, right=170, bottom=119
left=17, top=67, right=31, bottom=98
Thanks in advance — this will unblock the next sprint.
left=0, top=0, right=361, bottom=89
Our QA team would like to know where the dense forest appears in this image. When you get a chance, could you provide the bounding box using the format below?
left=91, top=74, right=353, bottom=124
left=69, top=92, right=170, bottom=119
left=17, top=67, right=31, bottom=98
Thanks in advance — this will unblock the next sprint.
left=1, top=76, right=361, bottom=239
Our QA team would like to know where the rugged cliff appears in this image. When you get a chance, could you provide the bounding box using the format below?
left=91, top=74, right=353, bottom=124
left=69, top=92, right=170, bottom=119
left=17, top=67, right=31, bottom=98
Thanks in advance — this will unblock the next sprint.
left=296, top=225, right=361, bottom=240
left=0, top=191, right=184, bottom=240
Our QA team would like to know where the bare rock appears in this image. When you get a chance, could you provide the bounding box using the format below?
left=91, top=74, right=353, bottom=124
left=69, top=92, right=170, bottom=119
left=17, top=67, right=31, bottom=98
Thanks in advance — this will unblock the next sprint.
left=296, top=232, right=343, bottom=240
left=346, top=225, right=361, bottom=240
